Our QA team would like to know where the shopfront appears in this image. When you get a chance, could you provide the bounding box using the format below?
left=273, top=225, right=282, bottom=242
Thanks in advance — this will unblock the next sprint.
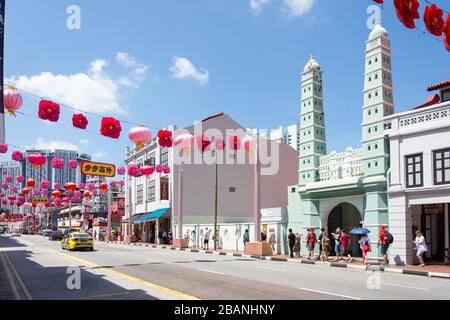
left=132, top=208, right=171, bottom=244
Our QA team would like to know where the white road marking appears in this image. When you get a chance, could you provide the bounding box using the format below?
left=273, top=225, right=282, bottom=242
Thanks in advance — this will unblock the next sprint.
left=196, top=268, right=225, bottom=275
left=146, top=258, right=162, bottom=263
left=256, top=266, right=286, bottom=272
left=298, top=287, right=362, bottom=300
left=382, top=283, right=430, bottom=291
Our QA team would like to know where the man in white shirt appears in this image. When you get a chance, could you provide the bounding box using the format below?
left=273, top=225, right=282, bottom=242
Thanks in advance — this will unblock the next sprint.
left=203, top=227, right=212, bottom=250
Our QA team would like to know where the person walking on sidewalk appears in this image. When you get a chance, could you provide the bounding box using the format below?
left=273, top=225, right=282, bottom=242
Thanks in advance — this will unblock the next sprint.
left=359, top=234, right=371, bottom=265
left=203, top=227, right=212, bottom=250
left=413, top=230, right=427, bottom=267
left=321, top=230, right=331, bottom=261
left=318, top=228, right=325, bottom=261
left=287, top=229, right=296, bottom=258
left=243, top=229, right=250, bottom=248
left=306, top=228, right=317, bottom=260
left=340, top=230, right=353, bottom=263
left=331, top=227, right=342, bottom=261
left=268, top=229, right=276, bottom=254
left=294, top=233, right=301, bottom=258
left=378, top=225, right=390, bottom=266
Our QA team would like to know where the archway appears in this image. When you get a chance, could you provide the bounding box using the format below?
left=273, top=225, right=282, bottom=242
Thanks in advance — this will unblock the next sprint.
left=327, top=203, right=362, bottom=257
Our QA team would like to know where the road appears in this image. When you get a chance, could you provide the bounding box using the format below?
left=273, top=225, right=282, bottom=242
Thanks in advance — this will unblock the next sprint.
left=1, top=234, right=449, bottom=300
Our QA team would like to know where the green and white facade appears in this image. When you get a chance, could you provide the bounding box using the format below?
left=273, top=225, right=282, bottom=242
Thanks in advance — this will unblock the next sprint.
left=286, top=24, right=394, bottom=259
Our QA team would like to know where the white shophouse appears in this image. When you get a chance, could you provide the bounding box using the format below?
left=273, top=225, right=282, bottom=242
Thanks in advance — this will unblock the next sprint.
left=123, top=113, right=299, bottom=253
left=385, top=79, right=450, bottom=266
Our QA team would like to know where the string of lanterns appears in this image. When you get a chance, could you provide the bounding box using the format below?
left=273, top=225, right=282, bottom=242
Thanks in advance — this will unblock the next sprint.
left=372, top=0, right=450, bottom=51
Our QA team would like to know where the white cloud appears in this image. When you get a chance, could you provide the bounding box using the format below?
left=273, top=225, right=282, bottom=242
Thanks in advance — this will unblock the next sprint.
left=251, top=0, right=271, bottom=12
left=78, top=139, right=91, bottom=145
left=170, top=57, right=209, bottom=86
left=6, top=52, right=149, bottom=115
left=92, top=151, right=108, bottom=159
left=250, top=0, right=315, bottom=17
left=34, top=138, right=80, bottom=152
left=283, top=0, right=315, bottom=16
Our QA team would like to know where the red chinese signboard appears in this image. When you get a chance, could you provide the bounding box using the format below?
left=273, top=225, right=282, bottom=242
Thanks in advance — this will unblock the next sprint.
left=160, top=178, right=169, bottom=201
left=80, top=161, right=116, bottom=177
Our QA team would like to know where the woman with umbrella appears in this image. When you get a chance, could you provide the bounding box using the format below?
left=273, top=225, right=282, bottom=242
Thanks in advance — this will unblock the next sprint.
left=351, top=227, right=371, bottom=265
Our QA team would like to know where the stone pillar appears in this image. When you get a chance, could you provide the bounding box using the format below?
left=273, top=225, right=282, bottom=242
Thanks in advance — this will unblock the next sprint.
left=388, top=192, right=413, bottom=265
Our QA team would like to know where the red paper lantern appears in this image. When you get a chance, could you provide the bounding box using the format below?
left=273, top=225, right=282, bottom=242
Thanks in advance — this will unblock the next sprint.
left=28, top=154, right=46, bottom=170
left=140, top=165, right=155, bottom=176
left=22, top=188, right=30, bottom=196
left=65, top=182, right=77, bottom=192
left=52, top=190, right=62, bottom=198
left=83, top=191, right=91, bottom=198
left=26, top=178, right=36, bottom=188
left=100, top=182, right=108, bottom=192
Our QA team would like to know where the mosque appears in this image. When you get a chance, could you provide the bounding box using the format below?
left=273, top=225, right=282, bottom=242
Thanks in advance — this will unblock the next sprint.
left=287, top=24, right=394, bottom=259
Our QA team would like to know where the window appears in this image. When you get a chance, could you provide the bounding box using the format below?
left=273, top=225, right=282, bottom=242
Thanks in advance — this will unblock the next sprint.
left=433, top=148, right=450, bottom=185
left=136, top=184, right=144, bottom=204
left=147, top=180, right=156, bottom=202
left=405, top=154, right=423, bottom=188
left=160, top=148, right=169, bottom=166
left=442, top=89, right=450, bottom=102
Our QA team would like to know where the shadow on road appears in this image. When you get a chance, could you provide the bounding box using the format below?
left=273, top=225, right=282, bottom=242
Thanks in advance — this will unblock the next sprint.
left=0, top=236, right=160, bottom=300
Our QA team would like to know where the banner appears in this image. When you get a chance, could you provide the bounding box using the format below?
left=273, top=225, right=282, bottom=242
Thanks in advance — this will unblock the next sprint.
left=0, top=0, right=5, bottom=143
left=160, top=177, right=169, bottom=201
left=80, top=161, right=116, bottom=177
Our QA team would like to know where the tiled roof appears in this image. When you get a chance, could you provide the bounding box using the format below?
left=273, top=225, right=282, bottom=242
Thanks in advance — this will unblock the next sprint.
left=427, top=79, right=450, bottom=92
left=413, top=94, right=441, bottom=110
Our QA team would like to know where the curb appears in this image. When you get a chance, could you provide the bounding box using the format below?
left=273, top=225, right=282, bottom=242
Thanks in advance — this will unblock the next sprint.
left=100, top=241, right=450, bottom=280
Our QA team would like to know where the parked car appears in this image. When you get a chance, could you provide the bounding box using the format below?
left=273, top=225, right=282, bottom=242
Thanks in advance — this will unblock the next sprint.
left=49, top=231, right=64, bottom=241
left=42, top=229, right=52, bottom=237
left=61, top=232, right=94, bottom=251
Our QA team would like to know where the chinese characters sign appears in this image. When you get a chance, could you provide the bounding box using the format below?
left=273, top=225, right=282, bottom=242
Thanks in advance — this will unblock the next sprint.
left=32, top=198, right=49, bottom=204
left=81, top=161, right=116, bottom=177
left=160, top=178, right=169, bottom=201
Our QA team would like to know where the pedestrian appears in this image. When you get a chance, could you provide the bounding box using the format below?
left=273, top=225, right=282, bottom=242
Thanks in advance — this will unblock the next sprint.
left=294, top=233, right=301, bottom=258
left=306, top=228, right=317, bottom=260
left=378, top=225, right=393, bottom=266
left=359, top=234, right=371, bottom=264
left=340, top=229, right=353, bottom=263
left=287, top=229, right=296, bottom=258
left=321, top=230, right=331, bottom=261
left=162, top=230, right=168, bottom=244
left=261, top=231, right=267, bottom=242
left=318, top=228, right=325, bottom=261
left=243, top=229, right=250, bottom=248
left=331, top=227, right=342, bottom=261
left=413, top=230, right=427, bottom=267
left=203, top=227, right=212, bottom=250
left=268, top=229, right=276, bottom=254
left=190, top=230, right=196, bottom=247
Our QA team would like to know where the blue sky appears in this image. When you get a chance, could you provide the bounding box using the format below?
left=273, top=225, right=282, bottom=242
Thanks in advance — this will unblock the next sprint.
left=4, top=0, right=449, bottom=166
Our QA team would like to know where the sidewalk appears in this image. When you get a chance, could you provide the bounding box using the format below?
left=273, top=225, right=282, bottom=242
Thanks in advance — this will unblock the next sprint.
left=101, top=240, right=450, bottom=279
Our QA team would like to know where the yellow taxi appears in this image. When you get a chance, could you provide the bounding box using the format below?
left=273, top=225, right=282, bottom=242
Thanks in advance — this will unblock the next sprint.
left=61, top=232, right=94, bottom=251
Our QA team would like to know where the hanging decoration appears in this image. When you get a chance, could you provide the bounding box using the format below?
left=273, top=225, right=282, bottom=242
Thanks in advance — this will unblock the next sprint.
left=86, top=182, right=95, bottom=191
left=28, top=153, right=47, bottom=170
left=68, top=160, right=79, bottom=169
left=65, top=182, right=77, bottom=192
left=1, top=183, right=8, bottom=190
left=445, top=15, right=450, bottom=51
left=195, top=134, right=211, bottom=153
left=0, top=193, right=4, bottom=198
left=163, top=165, right=171, bottom=174
left=228, top=135, right=241, bottom=151
left=52, top=190, right=62, bottom=199
left=0, top=143, right=7, bottom=154
left=140, top=165, right=155, bottom=176
left=4, top=86, right=23, bottom=116
left=118, top=180, right=125, bottom=187
left=158, top=130, right=173, bottom=148
left=4, top=175, right=13, bottom=184
left=32, top=189, right=40, bottom=197
left=38, top=100, right=61, bottom=122
left=54, top=182, right=61, bottom=190
left=100, top=117, right=122, bottom=139
left=128, top=125, right=152, bottom=150
left=109, top=181, right=116, bottom=188
left=156, top=164, right=163, bottom=173
left=424, top=3, right=445, bottom=36
left=72, top=113, right=89, bottom=130
left=12, top=151, right=24, bottom=162
left=99, top=182, right=108, bottom=192
left=117, top=166, right=126, bottom=175
left=16, top=176, right=24, bottom=184
left=78, top=182, right=85, bottom=189
left=40, top=180, right=50, bottom=189
left=175, top=133, right=194, bottom=156
left=22, top=188, right=30, bottom=196
left=83, top=191, right=91, bottom=199
left=127, top=164, right=140, bottom=177
left=242, top=136, right=256, bottom=156
left=214, top=137, right=225, bottom=151
left=11, top=187, right=18, bottom=194
left=51, top=157, right=65, bottom=170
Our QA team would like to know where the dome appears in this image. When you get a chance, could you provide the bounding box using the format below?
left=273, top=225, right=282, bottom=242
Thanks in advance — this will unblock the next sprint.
left=303, top=54, right=321, bottom=73
left=369, top=23, right=388, bottom=40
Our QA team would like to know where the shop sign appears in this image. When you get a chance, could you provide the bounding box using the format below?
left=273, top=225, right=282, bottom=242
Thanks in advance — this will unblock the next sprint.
left=81, top=161, right=116, bottom=177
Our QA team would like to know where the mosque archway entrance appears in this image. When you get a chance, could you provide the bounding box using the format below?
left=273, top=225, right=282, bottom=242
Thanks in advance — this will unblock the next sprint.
left=327, top=203, right=362, bottom=257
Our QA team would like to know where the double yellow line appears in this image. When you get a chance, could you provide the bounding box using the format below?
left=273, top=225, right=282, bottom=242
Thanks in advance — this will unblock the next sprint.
left=0, top=251, right=33, bottom=300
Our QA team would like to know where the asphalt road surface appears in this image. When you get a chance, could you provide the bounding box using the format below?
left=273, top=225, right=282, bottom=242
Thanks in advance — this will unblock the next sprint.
left=1, top=234, right=449, bottom=300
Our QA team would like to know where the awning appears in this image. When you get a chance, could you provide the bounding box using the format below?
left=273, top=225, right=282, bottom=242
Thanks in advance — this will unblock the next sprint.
left=133, top=208, right=170, bottom=224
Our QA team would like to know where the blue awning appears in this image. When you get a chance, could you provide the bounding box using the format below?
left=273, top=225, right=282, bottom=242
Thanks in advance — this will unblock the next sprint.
left=132, top=208, right=170, bottom=224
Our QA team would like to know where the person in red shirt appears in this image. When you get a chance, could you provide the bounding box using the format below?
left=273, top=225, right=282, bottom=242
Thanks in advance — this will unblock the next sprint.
left=378, top=225, right=389, bottom=266
left=340, top=230, right=353, bottom=263
left=306, top=228, right=317, bottom=260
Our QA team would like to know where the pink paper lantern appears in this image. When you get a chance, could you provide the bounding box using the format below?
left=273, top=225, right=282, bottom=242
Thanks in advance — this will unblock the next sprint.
left=11, top=151, right=24, bottom=162
left=54, top=183, right=61, bottom=190
left=109, top=181, right=116, bottom=188
left=128, top=126, right=152, bottom=150
left=78, top=183, right=85, bottom=189
left=87, top=182, right=95, bottom=191
left=140, top=166, right=155, bottom=176
left=241, top=135, right=256, bottom=155
left=2, top=183, right=8, bottom=190
left=32, top=189, right=40, bottom=196
left=7, top=195, right=16, bottom=201
left=41, top=189, right=49, bottom=196
left=74, top=190, right=81, bottom=198
left=0, top=193, right=4, bottom=198
left=163, top=166, right=171, bottom=174
left=92, top=189, right=98, bottom=196
left=155, top=164, right=163, bottom=173
left=4, top=87, right=23, bottom=116
left=215, top=137, right=225, bottom=151
left=0, top=143, right=8, bottom=154
left=40, top=180, right=50, bottom=189
left=18, top=196, right=25, bottom=202
left=117, top=166, right=126, bottom=175
left=51, top=157, right=65, bottom=170
left=28, top=153, right=46, bottom=170
left=68, top=160, right=78, bottom=169
left=118, top=180, right=125, bottom=187
left=16, top=176, right=24, bottom=183
left=11, top=187, right=18, bottom=194
left=127, top=164, right=140, bottom=177
left=175, top=133, right=194, bottom=151
left=4, top=176, right=13, bottom=184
